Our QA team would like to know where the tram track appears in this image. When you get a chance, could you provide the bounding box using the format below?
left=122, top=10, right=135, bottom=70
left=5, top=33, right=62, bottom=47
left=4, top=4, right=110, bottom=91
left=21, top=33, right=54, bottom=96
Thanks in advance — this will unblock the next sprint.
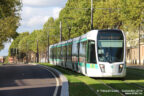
left=96, top=80, right=126, bottom=96
left=122, top=81, right=144, bottom=90
left=53, top=67, right=126, bottom=96
left=59, top=68, right=102, bottom=96
left=97, top=79, right=144, bottom=96
left=63, top=70, right=125, bottom=96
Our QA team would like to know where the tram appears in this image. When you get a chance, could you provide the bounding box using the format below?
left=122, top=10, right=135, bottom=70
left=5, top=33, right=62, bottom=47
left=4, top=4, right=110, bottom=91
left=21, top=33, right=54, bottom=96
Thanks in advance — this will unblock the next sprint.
left=49, top=29, right=126, bottom=78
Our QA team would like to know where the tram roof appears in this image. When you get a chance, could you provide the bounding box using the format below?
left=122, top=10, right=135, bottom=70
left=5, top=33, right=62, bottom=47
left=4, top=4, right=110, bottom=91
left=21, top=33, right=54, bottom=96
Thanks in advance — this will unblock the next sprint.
left=50, top=29, right=124, bottom=47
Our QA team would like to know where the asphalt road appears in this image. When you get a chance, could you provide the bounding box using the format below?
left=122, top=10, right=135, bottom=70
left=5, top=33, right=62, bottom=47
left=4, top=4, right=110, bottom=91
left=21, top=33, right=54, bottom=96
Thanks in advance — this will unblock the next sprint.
left=0, top=64, right=61, bottom=96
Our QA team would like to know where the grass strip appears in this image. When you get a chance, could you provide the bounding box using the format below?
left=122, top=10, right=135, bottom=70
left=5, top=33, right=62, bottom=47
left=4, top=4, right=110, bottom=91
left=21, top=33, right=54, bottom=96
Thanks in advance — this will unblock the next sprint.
left=40, top=63, right=122, bottom=96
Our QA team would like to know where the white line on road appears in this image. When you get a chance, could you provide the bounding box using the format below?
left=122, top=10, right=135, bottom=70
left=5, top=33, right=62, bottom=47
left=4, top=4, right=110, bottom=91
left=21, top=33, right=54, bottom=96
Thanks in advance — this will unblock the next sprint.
left=38, top=65, right=60, bottom=96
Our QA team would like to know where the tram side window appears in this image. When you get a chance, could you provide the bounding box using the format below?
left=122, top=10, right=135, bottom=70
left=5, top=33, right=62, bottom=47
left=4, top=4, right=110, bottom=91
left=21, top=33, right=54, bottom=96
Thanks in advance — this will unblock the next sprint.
left=79, top=41, right=87, bottom=62
left=67, top=45, right=69, bottom=61
left=54, top=47, right=56, bottom=59
left=50, top=48, right=52, bottom=59
left=52, top=48, right=54, bottom=59
left=57, top=47, right=60, bottom=60
left=55, top=47, right=57, bottom=59
left=54, top=48, right=56, bottom=59
left=53, top=48, right=55, bottom=59
left=67, top=44, right=72, bottom=62
left=59, top=47, right=61, bottom=59
left=59, top=47, right=62, bottom=59
left=72, top=43, right=78, bottom=57
left=88, top=40, right=96, bottom=63
left=56, top=47, right=58, bottom=59
left=69, top=44, right=72, bottom=60
left=63, top=46, right=67, bottom=60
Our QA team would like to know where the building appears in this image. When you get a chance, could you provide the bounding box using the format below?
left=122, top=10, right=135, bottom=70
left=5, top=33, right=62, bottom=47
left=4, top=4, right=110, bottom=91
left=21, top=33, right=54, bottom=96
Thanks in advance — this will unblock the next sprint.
left=127, top=44, right=144, bottom=65
left=8, top=57, right=14, bottom=64
left=0, top=56, right=4, bottom=63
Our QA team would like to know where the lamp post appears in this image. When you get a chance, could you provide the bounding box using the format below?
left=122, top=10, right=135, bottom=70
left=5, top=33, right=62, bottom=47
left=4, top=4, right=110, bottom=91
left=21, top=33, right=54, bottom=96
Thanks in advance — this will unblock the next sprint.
left=26, top=42, right=28, bottom=64
left=36, top=40, right=39, bottom=63
left=91, top=0, right=93, bottom=30
left=47, top=31, right=49, bottom=63
left=139, top=24, right=141, bottom=65
left=60, top=21, right=62, bottom=42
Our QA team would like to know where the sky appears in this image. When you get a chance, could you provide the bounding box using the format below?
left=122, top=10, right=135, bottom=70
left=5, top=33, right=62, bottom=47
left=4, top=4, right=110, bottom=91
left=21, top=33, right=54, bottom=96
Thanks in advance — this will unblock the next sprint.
left=0, top=0, right=67, bottom=56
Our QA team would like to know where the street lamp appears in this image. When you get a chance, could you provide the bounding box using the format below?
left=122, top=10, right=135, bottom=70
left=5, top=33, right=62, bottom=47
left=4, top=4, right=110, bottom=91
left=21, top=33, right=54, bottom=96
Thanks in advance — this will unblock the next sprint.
left=36, top=40, right=39, bottom=63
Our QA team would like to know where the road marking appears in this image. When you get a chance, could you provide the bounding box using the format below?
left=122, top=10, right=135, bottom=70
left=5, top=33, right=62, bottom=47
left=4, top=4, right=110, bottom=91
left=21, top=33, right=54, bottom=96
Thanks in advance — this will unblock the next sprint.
left=38, top=65, right=60, bottom=96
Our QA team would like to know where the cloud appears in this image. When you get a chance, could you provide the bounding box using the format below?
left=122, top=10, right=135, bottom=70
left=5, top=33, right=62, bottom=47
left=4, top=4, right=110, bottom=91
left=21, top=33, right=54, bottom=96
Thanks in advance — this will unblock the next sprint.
left=21, top=7, right=53, bottom=19
left=53, top=7, right=62, bottom=19
left=27, top=16, right=49, bottom=26
left=0, top=42, right=11, bottom=56
left=22, top=0, right=67, bottom=7
left=19, top=6, right=53, bottom=32
left=19, top=15, right=49, bottom=33
left=18, top=6, right=62, bottom=32
left=1, top=0, right=67, bottom=56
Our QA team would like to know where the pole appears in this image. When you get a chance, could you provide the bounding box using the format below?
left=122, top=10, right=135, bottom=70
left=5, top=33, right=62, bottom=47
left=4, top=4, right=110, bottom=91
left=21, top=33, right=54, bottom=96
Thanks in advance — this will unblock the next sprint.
left=16, top=48, right=17, bottom=64
left=19, top=49, right=20, bottom=63
left=139, top=24, right=141, bottom=65
left=91, top=0, right=93, bottom=30
left=60, top=21, right=62, bottom=42
left=47, top=31, right=49, bottom=63
left=13, top=48, right=15, bottom=63
left=68, top=27, right=71, bottom=39
left=26, top=42, right=28, bottom=64
left=37, top=40, right=39, bottom=63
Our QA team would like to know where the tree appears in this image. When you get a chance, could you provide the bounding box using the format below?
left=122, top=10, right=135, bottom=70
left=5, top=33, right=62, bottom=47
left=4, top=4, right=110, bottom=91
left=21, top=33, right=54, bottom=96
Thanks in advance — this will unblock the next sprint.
left=8, top=0, right=144, bottom=62
left=9, top=32, right=29, bottom=56
left=0, top=0, right=22, bottom=50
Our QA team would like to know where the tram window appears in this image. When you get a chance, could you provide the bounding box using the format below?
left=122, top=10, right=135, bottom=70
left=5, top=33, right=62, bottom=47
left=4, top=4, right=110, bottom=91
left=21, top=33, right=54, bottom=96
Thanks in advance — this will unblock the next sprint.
left=55, top=48, right=57, bottom=59
left=63, top=46, right=67, bottom=59
left=67, top=44, right=72, bottom=62
left=50, top=48, right=52, bottom=59
left=87, top=41, right=96, bottom=63
left=61, top=46, right=63, bottom=58
left=54, top=47, right=57, bottom=59
left=57, top=47, right=60, bottom=59
left=67, top=45, right=69, bottom=60
left=56, top=47, right=59, bottom=59
left=79, top=41, right=87, bottom=62
left=55, top=47, right=57, bottom=59
left=59, top=47, right=61, bottom=59
left=52, top=48, right=54, bottom=59
left=72, top=43, right=78, bottom=56
left=97, top=30, right=124, bottom=62
left=53, top=48, right=55, bottom=59
left=80, top=41, right=87, bottom=56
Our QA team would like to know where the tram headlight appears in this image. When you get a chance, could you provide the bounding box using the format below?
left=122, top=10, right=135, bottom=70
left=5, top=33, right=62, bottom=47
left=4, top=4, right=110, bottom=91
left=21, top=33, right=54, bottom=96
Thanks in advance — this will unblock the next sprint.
left=99, top=64, right=105, bottom=73
left=119, top=64, right=123, bottom=73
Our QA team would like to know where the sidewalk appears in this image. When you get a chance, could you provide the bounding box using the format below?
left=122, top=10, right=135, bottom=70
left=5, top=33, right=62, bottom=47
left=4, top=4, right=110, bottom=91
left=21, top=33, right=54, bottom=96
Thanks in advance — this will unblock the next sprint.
left=127, top=64, right=144, bottom=70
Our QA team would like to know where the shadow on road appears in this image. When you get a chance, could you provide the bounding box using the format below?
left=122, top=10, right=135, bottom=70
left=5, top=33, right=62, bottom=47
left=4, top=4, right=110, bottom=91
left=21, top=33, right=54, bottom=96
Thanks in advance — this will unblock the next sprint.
left=0, top=64, right=61, bottom=96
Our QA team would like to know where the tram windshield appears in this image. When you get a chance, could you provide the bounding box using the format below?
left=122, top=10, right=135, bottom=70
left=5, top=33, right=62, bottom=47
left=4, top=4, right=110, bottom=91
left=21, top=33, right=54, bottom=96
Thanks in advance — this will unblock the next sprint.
left=97, top=30, right=124, bottom=63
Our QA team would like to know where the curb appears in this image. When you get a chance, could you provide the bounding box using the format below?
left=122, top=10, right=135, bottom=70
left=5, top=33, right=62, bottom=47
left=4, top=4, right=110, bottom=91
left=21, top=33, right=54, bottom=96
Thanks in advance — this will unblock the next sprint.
left=31, top=64, right=69, bottom=96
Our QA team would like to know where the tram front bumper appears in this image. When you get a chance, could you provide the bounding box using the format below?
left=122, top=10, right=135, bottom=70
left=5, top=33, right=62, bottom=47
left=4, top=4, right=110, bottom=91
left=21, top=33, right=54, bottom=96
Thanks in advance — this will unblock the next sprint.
left=87, top=71, right=126, bottom=78
left=98, top=70, right=126, bottom=77
left=99, top=64, right=126, bottom=78
left=101, top=73, right=126, bottom=78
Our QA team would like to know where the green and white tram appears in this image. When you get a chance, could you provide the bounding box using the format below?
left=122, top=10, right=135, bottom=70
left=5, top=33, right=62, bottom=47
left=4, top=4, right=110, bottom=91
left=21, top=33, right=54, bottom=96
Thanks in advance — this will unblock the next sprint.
left=49, top=29, right=126, bottom=78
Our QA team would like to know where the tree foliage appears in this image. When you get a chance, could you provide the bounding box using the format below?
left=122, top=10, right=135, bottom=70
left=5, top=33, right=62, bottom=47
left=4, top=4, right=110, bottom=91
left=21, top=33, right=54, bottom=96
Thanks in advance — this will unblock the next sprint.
left=9, top=0, right=144, bottom=61
left=0, top=0, right=22, bottom=50
left=9, top=32, right=29, bottom=56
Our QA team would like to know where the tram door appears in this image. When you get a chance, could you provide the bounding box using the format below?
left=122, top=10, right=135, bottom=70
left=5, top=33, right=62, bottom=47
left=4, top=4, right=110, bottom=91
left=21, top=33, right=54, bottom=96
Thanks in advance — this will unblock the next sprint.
left=87, top=40, right=96, bottom=64
left=86, top=40, right=97, bottom=74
